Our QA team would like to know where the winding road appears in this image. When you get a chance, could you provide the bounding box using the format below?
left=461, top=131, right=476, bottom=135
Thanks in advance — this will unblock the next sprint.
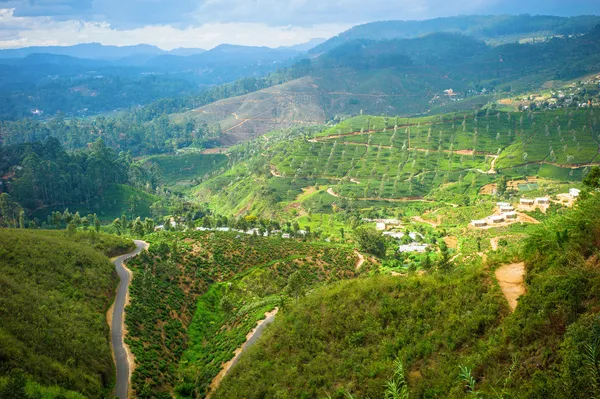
left=111, top=240, right=148, bottom=399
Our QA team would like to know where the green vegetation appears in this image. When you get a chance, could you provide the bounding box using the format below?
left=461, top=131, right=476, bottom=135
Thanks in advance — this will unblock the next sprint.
left=213, top=268, right=504, bottom=398
left=124, top=230, right=363, bottom=397
left=213, top=195, right=600, bottom=398
left=141, top=153, right=228, bottom=191
left=0, top=229, right=133, bottom=398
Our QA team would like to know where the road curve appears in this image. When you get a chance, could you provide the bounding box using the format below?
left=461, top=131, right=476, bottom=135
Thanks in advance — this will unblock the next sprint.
left=111, top=240, right=148, bottom=399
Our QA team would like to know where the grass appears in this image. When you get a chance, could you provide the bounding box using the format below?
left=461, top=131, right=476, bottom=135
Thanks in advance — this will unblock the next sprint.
left=31, top=183, right=159, bottom=222
left=0, top=229, right=133, bottom=398
left=141, top=153, right=228, bottom=191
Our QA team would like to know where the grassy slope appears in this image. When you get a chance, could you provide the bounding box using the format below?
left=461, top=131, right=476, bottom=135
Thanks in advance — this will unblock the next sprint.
left=0, top=229, right=134, bottom=398
left=214, top=268, right=504, bottom=399
left=213, top=196, right=600, bottom=398
left=171, top=77, right=327, bottom=146
left=141, top=153, right=228, bottom=191
left=31, top=183, right=159, bottom=222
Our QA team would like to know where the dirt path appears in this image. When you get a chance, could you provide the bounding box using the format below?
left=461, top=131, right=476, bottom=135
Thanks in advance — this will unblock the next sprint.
left=412, top=215, right=440, bottom=227
left=109, top=240, right=148, bottom=399
left=495, top=262, right=526, bottom=311
left=207, top=308, right=279, bottom=398
left=355, top=251, right=365, bottom=271
left=270, top=164, right=283, bottom=177
left=326, top=187, right=430, bottom=203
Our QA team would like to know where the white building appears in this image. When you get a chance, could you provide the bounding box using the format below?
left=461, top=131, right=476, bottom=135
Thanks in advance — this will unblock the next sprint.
left=569, top=188, right=581, bottom=198
left=504, top=212, right=518, bottom=220
left=520, top=198, right=535, bottom=205
left=500, top=205, right=514, bottom=212
left=398, top=243, right=429, bottom=253
left=471, top=220, right=487, bottom=227
left=383, top=231, right=423, bottom=240
left=376, top=222, right=386, bottom=231
left=535, top=197, right=550, bottom=204
left=497, top=202, right=511, bottom=207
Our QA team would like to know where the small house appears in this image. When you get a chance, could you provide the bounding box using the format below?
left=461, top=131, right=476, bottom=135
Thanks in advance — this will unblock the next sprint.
left=520, top=198, right=535, bottom=205
left=500, top=205, right=514, bottom=212
left=398, top=243, right=429, bottom=253
left=569, top=188, right=581, bottom=198
left=490, top=215, right=505, bottom=224
left=535, top=197, right=550, bottom=205
left=471, top=220, right=487, bottom=227
left=281, top=233, right=291, bottom=239
left=504, top=212, right=518, bottom=220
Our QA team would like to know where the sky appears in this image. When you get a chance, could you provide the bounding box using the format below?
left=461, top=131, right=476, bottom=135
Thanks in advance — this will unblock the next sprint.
left=0, top=0, right=598, bottom=50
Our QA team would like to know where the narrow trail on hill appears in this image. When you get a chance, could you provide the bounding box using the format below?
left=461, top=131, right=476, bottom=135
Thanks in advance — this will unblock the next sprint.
left=495, top=262, right=526, bottom=311
left=207, top=308, right=279, bottom=398
left=355, top=251, right=365, bottom=271
left=110, top=240, right=148, bottom=399
left=327, top=187, right=432, bottom=203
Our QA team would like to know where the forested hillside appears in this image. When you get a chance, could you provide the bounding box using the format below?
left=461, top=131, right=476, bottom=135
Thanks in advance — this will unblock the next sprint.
left=0, top=229, right=133, bottom=398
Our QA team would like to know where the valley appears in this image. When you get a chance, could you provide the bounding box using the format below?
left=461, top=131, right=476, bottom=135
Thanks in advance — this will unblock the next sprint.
left=2, top=12, right=600, bottom=399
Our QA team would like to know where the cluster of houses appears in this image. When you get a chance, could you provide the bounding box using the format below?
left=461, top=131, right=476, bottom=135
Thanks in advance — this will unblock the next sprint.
left=472, top=189, right=581, bottom=228
left=471, top=201, right=520, bottom=227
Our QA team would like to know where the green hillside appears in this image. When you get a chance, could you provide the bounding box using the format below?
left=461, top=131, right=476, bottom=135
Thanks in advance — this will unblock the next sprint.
left=141, top=153, right=229, bottom=191
left=214, top=196, right=600, bottom=398
left=31, top=183, right=159, bottom=222
left=0, top=229, right=134, bottom=398
left=310, top=15, right=600, bottom=53
left=123, top=230, right=368, bottom=397
left=192, top=107, right=599, bottom=222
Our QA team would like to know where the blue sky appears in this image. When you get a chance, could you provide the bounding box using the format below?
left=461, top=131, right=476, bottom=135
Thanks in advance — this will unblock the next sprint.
left=0, top=0, right=598, bottom=49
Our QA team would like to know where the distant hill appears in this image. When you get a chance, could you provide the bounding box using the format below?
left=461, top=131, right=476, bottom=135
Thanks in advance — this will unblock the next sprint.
left=0, top=42, right=167, bottom=60
left=310, top=14, right=600, bottom=54
left=281, top=38, right=327, bottom=52
left=178, top=26, right=600, bottom=145
left=172, top=76, right=326, bottom=145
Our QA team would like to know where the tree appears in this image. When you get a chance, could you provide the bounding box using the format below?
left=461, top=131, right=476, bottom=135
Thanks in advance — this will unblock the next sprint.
left=497, top=175, right=507, bottom=196
left=94, top=214, right=101, bottom=232
left=285, top=271, right=305, bottom=304
left=66, top=221, right=77, bottom=237
left=132, top=217, right=145, bottom=237
left=18, top=210, right=25, bottom=229
left=144, top=218, right=155, bottom=234
left=354, top=226, right=386, bottom=258
left=340, top=227, right=345, bottom=239
left=584, top=166, right=600, bottom=189
left=437, top=242, right=453, bottom=271
left=422, top=251, right=433, bottom=270
left=113, top=218, right=122, bottom=236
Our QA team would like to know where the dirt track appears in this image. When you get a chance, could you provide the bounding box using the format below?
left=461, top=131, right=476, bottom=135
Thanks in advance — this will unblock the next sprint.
left=495, top=262, right=526, bottom=311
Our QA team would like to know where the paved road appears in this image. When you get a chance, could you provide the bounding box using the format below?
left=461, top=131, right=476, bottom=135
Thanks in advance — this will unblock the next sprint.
left=112, top=240, right=148, bottom=399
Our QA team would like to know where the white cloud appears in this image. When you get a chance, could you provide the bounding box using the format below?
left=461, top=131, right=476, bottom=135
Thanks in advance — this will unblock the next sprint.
left=0, top=8, right=351, bottom=49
